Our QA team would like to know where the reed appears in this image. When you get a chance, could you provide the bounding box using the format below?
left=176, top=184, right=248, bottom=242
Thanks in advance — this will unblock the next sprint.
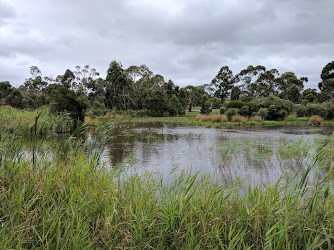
left=1, top=125, right=334, bottom=248
left=231, top=115, right=248, bottom=122
left=195, top=114, right=228, bottom=122
left=309, top=115, right=324, bottom=126
left=0, top=106, right=74, bottom=134
left=249, top=115, right=263, bottom=122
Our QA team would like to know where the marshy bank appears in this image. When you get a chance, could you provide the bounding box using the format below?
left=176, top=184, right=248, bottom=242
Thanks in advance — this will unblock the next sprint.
left=1, top=118, right=334, bottom=248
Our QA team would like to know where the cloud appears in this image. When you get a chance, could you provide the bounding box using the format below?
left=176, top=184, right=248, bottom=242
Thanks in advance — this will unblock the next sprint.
left=0, top=0, right=333, bottom=89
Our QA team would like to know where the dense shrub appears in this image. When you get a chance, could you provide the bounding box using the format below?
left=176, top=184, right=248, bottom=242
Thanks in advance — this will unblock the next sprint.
left=238, top=105, right=250, bottom=117
left=304, top=104, right=328, bottom=119
left=210, top=97, right=222, bottom=109
left=239, top=96, right=253, bottom=103
left=224, top=100, right=247, bottom=109
left=86, top=101, right=108, bottom=116
left=248, top=101, right=259, bottom=115
left=295, top=105, right=306, bottom=117
left=296, top=102, right=334, bottom=120
left=219, top=107, right=226, bottom=114
left=324, top=102, right=334, bottom=120
left=264, top=96, right=293, bottom=120
left=226, top=108, right=238, bottom=121
left=256, top=108, right=269, bottom=120
left=200, top=95, right=212, bottom=115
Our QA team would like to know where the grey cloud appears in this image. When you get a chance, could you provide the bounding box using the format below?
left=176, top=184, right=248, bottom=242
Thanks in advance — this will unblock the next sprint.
left=0, top=0, right=333, bottom=89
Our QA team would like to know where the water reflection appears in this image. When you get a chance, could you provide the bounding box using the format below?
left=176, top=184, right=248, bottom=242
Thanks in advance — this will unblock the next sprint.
left=22, top=122, right=333, bottom=186
left=92, top=122, right=333, bottom=186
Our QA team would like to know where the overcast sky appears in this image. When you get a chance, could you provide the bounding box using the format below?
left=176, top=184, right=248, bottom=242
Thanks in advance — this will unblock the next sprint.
left=0, top=0, right=333, bottom=89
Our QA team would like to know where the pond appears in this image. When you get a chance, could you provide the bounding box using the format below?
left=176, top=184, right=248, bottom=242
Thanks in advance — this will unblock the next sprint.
left=88, top=122, right=333, bottom=185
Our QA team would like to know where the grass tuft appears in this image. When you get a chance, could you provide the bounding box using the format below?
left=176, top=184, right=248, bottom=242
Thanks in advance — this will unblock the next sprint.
left=231, top=115, right=248, bottom=122
left=309, top=115, right=324, bottom=126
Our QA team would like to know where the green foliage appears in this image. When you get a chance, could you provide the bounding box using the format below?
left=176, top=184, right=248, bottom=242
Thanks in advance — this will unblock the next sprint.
left=209, top=97, right=222, bottom=109
left=256, top=108, right=269, bottom=120
left=0, top=82, right=24, bottom=108
left=276, top=72, right=307, bottom=100
left=261, top=96, right=293, bottom=120
left=318, top=61, right=334, bottom=100
left=302, top=88, right=317, bottom=104
left=304, top=103, right=329, bottom=119
left=226, top=108, right=238, bottom=121
left=200, top=95, right=212, bottom=114
left=45, top=84, right=89, bottom=122
left=211, top=66, right=235, bottom=100
left=219, top=107, right=226, bottom=114
left=231, top=86, right=241, bottom=100
left=0, top=106, right=73, bottom=133
left=286, top=84, right=301, bottom=103
left=224, top=100, right=247, bottom=109
left=238, top=105, right=250, bottom=117
left=87, top=101, right=108, bottom=116
left=295, top=105, right=306, bottom=117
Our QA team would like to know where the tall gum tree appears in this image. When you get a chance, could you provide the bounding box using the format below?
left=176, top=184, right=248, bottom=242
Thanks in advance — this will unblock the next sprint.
left=318, top=61, right=334, bottom=101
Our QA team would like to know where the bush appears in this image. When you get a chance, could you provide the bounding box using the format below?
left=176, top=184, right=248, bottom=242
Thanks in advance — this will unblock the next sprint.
left=224, top=100, right=247, bottom=109
left=285, top=115, right=297, bottom=122
left=238, top=105, right=250, bottom=117
left=309, top=115, right=323, bottom=126
left=239, top=96, right=253, bottom=103
left=87, top=101, right=108, bottom=116
left=210, top=97, right=222, bottom=109
left=256, top=108, right=269, bottom=120
left=295, top=106, right=306, bottom=117
left=231, top=115, right=248, bottom=122
left=305, top=104, right=328, bottom=119
left=220, top=107, right=226, bottom=114
left=324, top=102, right=334, bottom=120
left=200, top=95, right=212, bottom=115
left=226, top=108, right=238, bottom=121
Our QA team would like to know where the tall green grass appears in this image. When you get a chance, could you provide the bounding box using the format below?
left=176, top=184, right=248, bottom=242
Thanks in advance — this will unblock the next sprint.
left=0, top=125, right=334, bottom=248
left=0, top=106, right=73, bottom=134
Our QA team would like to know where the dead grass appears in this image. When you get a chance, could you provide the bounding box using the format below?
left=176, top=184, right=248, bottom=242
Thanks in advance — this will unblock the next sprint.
left=309, top=115, right=323, bottom=126
left=231, top=115, right=248, bottom=122
left=249, top=115, right=263, bottom=122
left=195, top=114, right=228, bottom=122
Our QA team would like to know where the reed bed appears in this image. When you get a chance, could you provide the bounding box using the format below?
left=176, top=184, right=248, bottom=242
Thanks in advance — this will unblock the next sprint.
left=231, top=115, right=248, bottom=123
left=0, top=126, right=334, bottom=248
left=249, top=115, right=263, bottom=122
left=0, top=106, right=74, bottom=134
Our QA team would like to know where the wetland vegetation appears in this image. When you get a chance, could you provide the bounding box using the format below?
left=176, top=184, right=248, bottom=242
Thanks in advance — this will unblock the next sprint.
left=1, top=61, right=334, bottom=248
left=1, top=108, right=334, bottom=248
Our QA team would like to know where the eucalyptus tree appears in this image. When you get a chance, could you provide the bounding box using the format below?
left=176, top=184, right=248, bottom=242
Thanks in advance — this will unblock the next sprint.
left=211, top=66, right=235, bottom=101
left=254, top=69, right=279, bottom=97
left=106, top=60, right=133, bottom=110
left=125, top=64, right=153, bottom=109
left=318, top=61, right=334, bottom=101
left=24, top=66, right=48, bottom=93
left=236, top=65, right=266, bottom=97
left=276, top=72, right=308, bottom=101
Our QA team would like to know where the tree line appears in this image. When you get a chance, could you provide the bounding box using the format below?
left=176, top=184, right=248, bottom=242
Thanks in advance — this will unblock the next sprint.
left=0, top=60, right=333, bottom=121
